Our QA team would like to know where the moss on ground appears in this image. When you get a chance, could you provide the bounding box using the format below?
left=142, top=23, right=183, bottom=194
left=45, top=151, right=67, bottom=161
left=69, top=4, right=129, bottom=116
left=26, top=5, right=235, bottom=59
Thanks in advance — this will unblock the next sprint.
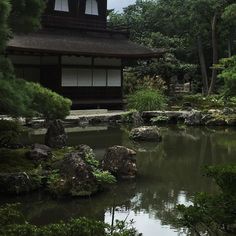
left=0, top=148, right=35, bottom=173
left=52, top=147, right=76, bottom=160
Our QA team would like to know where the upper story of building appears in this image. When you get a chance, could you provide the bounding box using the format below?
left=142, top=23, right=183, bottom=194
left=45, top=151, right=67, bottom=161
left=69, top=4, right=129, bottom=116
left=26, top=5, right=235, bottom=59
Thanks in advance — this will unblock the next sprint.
left=42, top=0, right=108, bottom=30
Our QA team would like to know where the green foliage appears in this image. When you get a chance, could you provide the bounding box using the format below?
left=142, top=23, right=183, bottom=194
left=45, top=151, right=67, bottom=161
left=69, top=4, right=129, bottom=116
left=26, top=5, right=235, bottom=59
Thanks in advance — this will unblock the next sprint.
left=175, top=164, right=236, bottom=235
left=93, top=170, right=116, bottom=185
left=0, top=120, right=22, bottom=147
left=0, top=204, right=138, bottom=236
left=127, top=88, right=167, bottom=112
left=217, top=56, right=236, bottom=97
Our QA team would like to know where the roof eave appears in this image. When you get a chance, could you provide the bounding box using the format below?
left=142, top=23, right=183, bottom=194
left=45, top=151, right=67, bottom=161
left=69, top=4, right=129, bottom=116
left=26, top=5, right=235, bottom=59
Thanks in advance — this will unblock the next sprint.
left=7, top=46, right=165, bottom=59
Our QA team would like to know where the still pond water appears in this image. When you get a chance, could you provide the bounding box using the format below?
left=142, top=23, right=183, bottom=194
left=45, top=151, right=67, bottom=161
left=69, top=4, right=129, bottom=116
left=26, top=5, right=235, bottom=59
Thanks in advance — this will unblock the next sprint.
left=1, top=125, right=236, bottom=235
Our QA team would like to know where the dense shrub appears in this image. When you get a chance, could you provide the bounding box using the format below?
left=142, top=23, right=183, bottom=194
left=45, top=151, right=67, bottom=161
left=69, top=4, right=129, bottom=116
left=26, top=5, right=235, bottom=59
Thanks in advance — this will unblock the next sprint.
left=0, top=120, right=22, bottom=147
left=127, top=88, right=167, bottom=112
left=217, top=56, right=236, bottom=97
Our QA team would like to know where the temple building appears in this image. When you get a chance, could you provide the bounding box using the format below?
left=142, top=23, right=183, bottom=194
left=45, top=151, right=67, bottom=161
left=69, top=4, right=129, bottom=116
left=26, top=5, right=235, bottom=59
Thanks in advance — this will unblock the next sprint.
left=7, top=0, right=161, bottom=109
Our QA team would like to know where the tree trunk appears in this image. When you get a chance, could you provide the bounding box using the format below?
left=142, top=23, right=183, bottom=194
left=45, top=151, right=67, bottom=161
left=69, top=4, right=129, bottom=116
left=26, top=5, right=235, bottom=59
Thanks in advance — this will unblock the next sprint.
left=208, top=12, right=218, bottom=95
left=197, top=36, right=209, bottom=95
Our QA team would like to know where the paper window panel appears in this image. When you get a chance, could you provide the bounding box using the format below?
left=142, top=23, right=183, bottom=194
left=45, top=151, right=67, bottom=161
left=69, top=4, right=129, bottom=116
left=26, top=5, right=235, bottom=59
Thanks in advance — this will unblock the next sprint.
left=93, top=69, right=107, bottom=87
left=107, top=70, right=121, bottom=87
left=85, top=0, right=98, bottom=15
left=77, top=69, right=92, bottom=87
left=61, top=68, right=77, bottom=87
left=54, top=0, right=69, bottom=12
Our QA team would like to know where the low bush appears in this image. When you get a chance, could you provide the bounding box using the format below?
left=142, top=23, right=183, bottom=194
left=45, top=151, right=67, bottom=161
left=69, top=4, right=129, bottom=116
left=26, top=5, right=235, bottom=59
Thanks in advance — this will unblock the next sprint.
left=127, top=88, right=167, bottom=112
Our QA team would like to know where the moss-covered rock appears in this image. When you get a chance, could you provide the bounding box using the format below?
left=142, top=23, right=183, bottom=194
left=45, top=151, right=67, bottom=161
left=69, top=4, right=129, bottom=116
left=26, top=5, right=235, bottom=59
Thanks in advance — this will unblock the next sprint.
left=102, top=146, right=137, bottom=179
left=47, top=145, right=115, bottom=197
left=129, top=126, right=162, bottom=142
left=0, top=172, right=42, bottom=195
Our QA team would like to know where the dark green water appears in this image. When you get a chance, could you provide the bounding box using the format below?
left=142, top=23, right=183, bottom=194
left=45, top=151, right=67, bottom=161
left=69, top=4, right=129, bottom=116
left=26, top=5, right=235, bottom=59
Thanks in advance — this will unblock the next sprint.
left=1, top=125, right=236, bottom=235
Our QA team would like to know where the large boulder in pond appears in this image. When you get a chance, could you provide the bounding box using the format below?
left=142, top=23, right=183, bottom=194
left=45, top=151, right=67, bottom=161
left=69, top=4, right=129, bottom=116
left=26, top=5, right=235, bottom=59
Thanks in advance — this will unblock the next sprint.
left=184, top=110, right=203, bottom=126
left=0, top=172, right=41, bottom=195
left=45, top=120, right=67, bottom=148
left=102, top=146, right=137, bottom=179
left=26, top=144, right=52, bottom=163
left=59, top=150, right=98, bottom=197
left=129, top=126, right=162, bottom=142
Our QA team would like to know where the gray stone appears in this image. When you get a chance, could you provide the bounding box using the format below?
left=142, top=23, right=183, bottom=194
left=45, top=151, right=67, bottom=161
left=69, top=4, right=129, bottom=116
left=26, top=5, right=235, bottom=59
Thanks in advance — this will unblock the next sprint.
left=129, top=126, right=162, bottom=142
left=45, top=120, right=67, bottom=148
left=102, top=145, right=137, bottom=179
left=26, top=144, right=52, bottom=163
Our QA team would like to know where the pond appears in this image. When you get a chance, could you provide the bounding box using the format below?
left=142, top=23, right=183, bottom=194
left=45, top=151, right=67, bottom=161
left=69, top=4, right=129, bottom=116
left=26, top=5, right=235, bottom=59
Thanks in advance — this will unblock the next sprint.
left=1, top=125, right=236, bottom=235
